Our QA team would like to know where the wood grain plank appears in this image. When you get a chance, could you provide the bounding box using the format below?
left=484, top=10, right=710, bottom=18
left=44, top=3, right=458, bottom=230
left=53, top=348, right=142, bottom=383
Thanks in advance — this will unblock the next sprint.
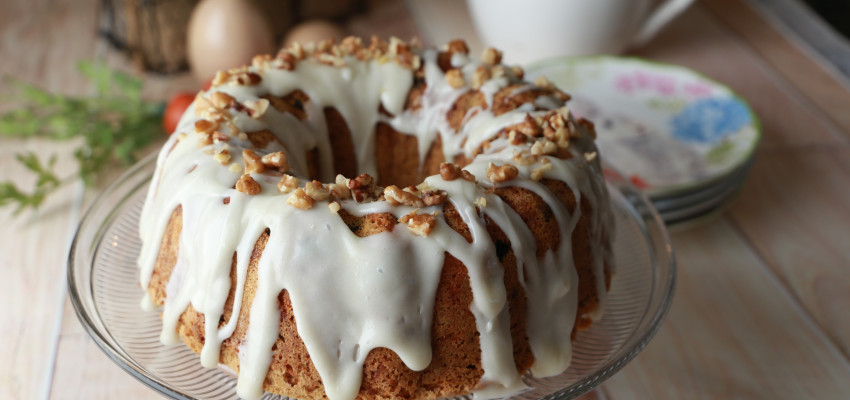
left=0, top=140, right=85, bottom=400
left=631, top=4, right=847, bottom=147
left=704, top=0, right=850, bottom=141
left=49, top=334, right=158, bottom=400
left=602, top=218, right=850, bottom=399
left=727, top=146, right=850, bottom=356
left=0, top=0, right=100, bottom=398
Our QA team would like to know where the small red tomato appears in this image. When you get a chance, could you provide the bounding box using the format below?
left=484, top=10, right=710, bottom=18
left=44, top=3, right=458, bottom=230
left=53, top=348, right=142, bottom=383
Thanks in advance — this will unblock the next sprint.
left=162, top=92, right=196, bottom=135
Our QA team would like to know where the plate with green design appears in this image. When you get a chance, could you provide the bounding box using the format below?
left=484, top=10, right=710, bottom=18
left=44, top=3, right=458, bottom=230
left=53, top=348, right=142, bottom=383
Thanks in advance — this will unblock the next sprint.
left=526, top=56, right=761, bottom=200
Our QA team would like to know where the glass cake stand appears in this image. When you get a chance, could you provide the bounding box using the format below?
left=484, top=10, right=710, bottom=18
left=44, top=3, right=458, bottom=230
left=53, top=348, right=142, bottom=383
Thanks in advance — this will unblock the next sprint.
left=68, top=153, right=676, bottom=400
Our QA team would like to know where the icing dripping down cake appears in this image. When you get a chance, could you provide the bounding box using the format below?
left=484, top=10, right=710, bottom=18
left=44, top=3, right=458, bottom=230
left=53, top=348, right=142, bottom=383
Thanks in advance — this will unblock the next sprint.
left=138, top=37, right=614, bottom=400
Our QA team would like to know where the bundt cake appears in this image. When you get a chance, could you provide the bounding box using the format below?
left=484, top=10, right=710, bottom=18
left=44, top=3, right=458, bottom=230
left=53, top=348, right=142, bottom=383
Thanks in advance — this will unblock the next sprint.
left=137, top=37, right=613, bottom=400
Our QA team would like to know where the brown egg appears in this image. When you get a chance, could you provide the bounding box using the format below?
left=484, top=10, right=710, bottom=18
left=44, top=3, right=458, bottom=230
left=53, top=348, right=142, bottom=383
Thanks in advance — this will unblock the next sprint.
left=187, top=0, right=276, bottom=83
left=283, top=20, right=346, bottom=48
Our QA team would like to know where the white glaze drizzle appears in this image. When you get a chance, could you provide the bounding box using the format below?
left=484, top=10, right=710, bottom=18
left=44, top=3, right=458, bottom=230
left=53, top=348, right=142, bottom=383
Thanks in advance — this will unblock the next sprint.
left=137, top=46, right=612, bottom=400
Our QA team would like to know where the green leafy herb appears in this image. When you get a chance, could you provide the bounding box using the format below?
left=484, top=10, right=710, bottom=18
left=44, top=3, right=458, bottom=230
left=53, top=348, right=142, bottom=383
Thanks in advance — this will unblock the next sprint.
left=0, top=61, right=164, bottom=214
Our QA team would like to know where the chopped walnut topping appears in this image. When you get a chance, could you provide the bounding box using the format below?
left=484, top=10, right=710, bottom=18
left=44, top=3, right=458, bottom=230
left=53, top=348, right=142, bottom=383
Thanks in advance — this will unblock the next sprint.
left=461, top=170, right=476, bottom=182
left=491, top=65, right=507, bottom=78
left=277, top=50, right=297, bottom=71
left=260, top=151, right=289, bottom=173
left=446, top=68, right=465, bottom=88
left=211, top=71, right=231, bottom=86
left=508, top=130, right=527, bottom=145
left=196, top=131, right=213, bottom=148
left=472, top=66, right=491, bottom=90
left=482, top=47, right=503, bottom=65
left=396, top=51, right=422, bottom=70
left=406, top=213, right=437, bottom=237
left=515, top=113, right=542, bottom=137
left=286, top=188, right=314, bottom=209
left=553, top=89, right=571, bottom=102
left=252, top=54, right=273, bottom=68
left=531, top=140, right=557, bottom=156
left=328, top=201, right=341, bottom=213
left=446, top=39, right=469, bottom=54
left=242, top=149, right=264, bottom=174
left=512, top=149, right=536, bottom=166
left=439, top=162, right=462, bottom=181
left=577, top=117, right=597, bottom=139
left=235, top=174, right=261, bottom=195
left=243, top=98, right=270, bottom=118
left=534, top=76, right=555, bottom=90
left=348, top=174, right=380, bottom=203
left=340, top=36, right=364, bottom=54
left=228, top=163, right=243, bottom=174
left=388, top=37, right=409, bottom=56
left=288, top=41, right=307, bottom=59
left=304, top=180, right=330, bottom=201
left=543, top=111, right=570, bottom=148
left=403, top=186, right=420, bottom=196
left=421, top=190, right=447, bottom=206
left=487, top=162, right=519, bottom=183
left=384, top=185, right=425, bottom=207
left=548, top=110, right=566, bottom=130
left=213, top=148, right=231, bottom=165
left=211, top=131, right=230, bottom=144
left=193, top=93, right=213, bottom=117
left=236, top=72, right=262, bottom=85
left=474, top=197, right=487, bottom=208
left=209, top=92, right=236, bottom=109
left=316, top=52, right=347, bottom=67
left=203, top=108, right=231, bottom=122
left=584, top=151, right=598, bottom=162
left=194, top=119, right=217, bottom=134
left=328, top=174, right=351, bottom=199
left=278, top=174, right=299, bottom=193
left=531, top=161, right=553, bottom=181
left=510, top=65, right=525, bottom=79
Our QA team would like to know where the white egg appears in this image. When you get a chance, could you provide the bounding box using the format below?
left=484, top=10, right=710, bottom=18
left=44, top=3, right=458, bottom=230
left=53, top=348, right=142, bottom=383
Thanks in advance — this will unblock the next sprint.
left=283, top=20, right=346, bottom=48
left=187, top=0, right=276, bottom=83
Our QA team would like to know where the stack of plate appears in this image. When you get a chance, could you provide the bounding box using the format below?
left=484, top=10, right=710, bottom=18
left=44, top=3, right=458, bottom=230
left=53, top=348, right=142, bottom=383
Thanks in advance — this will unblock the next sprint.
left=526, top=56, right=761, bottom=226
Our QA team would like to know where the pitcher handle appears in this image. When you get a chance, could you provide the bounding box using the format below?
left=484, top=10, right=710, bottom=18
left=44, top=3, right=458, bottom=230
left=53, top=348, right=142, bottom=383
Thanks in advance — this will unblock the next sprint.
left=633, top=0, right=696, bottom=46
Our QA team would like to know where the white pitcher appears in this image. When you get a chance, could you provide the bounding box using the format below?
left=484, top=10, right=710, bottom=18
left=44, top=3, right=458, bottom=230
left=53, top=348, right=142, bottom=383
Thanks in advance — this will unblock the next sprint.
left=467, top=0, right=696, bottom=64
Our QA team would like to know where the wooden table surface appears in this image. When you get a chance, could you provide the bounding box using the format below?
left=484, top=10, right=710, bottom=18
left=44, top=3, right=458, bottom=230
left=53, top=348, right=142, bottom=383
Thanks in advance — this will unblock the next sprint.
left=2, top=0, right=849, bottom=399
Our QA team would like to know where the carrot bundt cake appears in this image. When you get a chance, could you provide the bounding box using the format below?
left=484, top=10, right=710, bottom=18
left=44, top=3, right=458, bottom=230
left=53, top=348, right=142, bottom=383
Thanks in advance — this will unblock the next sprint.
left=137, top=37, right=613, bottom=400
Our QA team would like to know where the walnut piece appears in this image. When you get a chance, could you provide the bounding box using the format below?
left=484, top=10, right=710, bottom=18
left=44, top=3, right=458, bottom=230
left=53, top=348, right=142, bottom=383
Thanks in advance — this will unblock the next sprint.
left=481, top=47, right=503, bottom=65
left=304, top=180, right=330, bottom=201
left=261, top=151, right=289, bottom=173
left=243, top=98, right=270, bottom=118
left=235, top=174, right=261, bottom=195
left=446, top=69, right=465, bottom=89
left=487, top=162, right=519, bottom=183
left=348, top=174, right=379, bottom=203
left=446, top=39, right=470, bottom=55
left=213, top=148, right=231, bottom=165
left=242, top=149, right=264, bottom=174
left=209, top=92, right=236, bottom=109
left=384, top=185, right=425, bottom=208
left=421, top=190, right=447, bottom=206
left=286, top=188, right=314, bottom=209
left=406, top=213, right=437, bottom=237
left=278, top=174, right=299, bottom=193
left=439, top=162, right=462, bottom=181
left=194, top=119, right=217, bottom=134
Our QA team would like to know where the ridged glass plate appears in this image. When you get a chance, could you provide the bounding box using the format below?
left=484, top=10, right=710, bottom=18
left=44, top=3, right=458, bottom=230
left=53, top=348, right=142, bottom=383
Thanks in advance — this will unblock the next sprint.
left=68, top=153, right=676, bottom=400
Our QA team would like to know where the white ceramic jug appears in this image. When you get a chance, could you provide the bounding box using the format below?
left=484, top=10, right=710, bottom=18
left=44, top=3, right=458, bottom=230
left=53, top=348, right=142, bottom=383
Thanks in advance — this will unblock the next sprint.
left=467, top=0, right=695, bottom=64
